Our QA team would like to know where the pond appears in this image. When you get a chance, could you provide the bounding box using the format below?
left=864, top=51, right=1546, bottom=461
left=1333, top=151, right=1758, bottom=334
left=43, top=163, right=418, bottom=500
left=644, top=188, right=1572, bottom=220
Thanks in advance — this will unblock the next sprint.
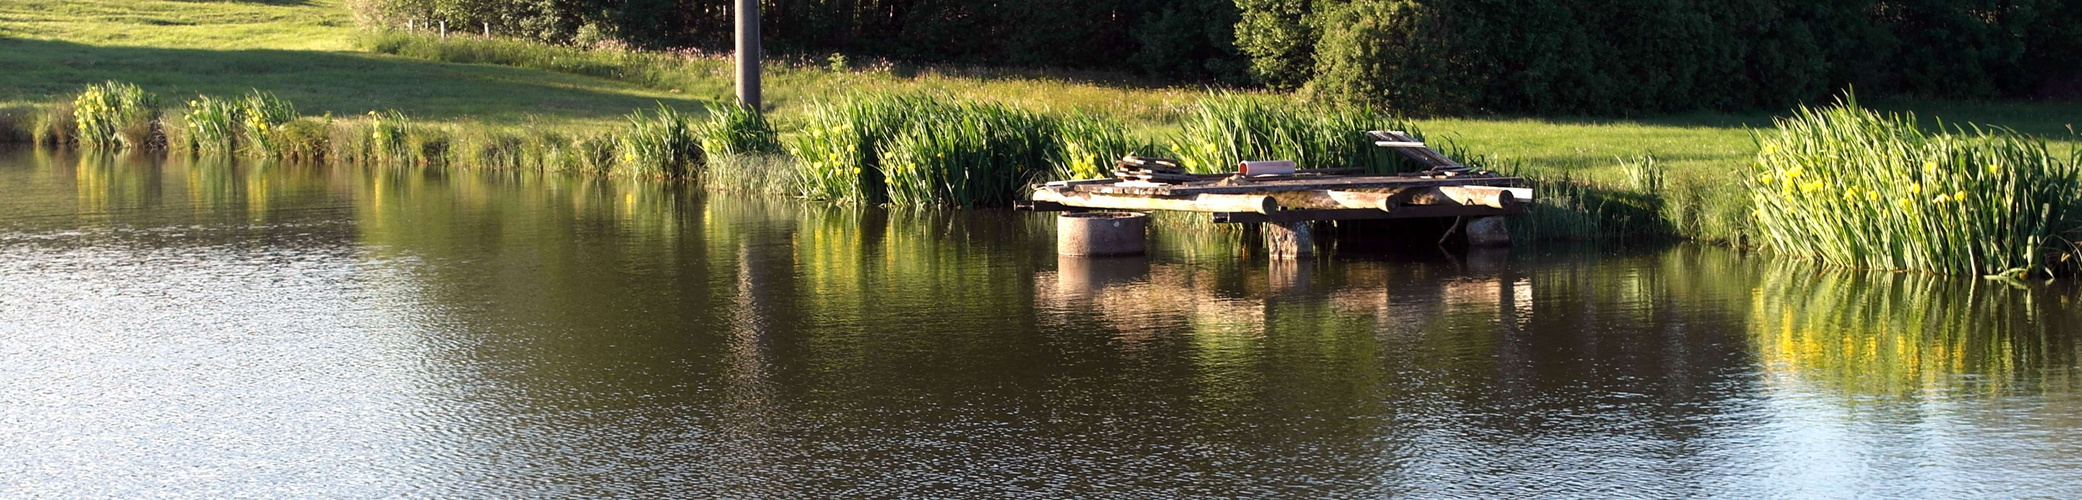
left=2, top=148, right=2079, bottom=497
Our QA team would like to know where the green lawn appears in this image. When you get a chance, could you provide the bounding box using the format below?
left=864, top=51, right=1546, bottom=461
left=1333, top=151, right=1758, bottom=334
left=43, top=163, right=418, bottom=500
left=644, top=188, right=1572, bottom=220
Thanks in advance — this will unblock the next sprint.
left=4, top=0, right=2076, bottom=179
left=0, top=0, right=702, bottom=128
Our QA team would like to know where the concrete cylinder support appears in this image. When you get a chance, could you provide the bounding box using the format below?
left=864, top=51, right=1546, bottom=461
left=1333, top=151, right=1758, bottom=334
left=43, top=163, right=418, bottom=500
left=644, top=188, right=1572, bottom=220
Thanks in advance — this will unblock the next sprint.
left=1058, top=212, right=1148, bottom=256
left=1262, top=221, right=1314, bottom=260
left=1465, top=216, right=1511, bottom=246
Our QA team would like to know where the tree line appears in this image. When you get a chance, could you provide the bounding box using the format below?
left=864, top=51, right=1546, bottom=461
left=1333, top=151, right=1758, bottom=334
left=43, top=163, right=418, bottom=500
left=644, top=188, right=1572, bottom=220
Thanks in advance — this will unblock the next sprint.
left=352, top=0, right=2082, bottom=114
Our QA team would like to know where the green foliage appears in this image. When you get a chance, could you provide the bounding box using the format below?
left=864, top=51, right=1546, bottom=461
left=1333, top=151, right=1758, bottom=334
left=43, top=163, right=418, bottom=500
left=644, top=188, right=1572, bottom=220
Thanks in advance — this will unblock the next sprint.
left=703, top=153, right=800, bottom=196
left=459, top=128, right=526, bottom=170
left=1231, top=0, right=1321, bottom=89
left=327, top=119, right=375, bottom=164
left=182, top=95, right=242, bottom=154
left=1054, top=114, right=1141, bottom=180
left=879, top=102, right=1056, bottom=207
left=271, top=118, right=331, bottom=161
left=572, top=132, right=620, bottom=175
left=348, top=0, right=1243, bottom=81
left=695, top=102, right=781, bottom=158
left=404, top=126, right=452, bottom=166
left=1508, top=172, right=1673, bottom=242
left=366, top=110, right=423, bottom=163
left=0, top=106, right=33, bottom=144
left=1619, top=154, right=1663, bottom=193
left=1170, top=93, right=1419, bottom=173
left=1748, top=97, right=2082, bottom=276
left=238, top=91, right=297, bottom=157
left=615, top=104, right=699, bottom=178
left=1277, top=0, right=2082, bottom=114
left=789, top=94, right=946, bottom=204
left=32, top=102, right=76, bottom=147
left=72, top=81, right=160, bottom=150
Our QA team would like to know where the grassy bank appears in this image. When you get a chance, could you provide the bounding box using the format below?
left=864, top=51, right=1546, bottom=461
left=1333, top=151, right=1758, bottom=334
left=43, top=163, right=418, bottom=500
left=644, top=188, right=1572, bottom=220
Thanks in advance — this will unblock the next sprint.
left=7, top=0, right=2082, bottom=267
left=0, top=0, right=699, bottom=129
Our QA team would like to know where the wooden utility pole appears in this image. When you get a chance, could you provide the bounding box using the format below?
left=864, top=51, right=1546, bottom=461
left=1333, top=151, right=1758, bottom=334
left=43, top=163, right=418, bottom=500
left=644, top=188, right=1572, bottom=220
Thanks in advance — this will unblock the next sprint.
left=735, top=0, right=761, bottom=109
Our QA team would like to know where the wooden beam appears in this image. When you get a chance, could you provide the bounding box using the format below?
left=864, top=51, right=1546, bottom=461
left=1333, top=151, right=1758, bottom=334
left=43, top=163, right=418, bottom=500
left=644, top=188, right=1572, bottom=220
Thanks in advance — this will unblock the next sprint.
left=1032, top=189, right=1278, bottom=214
left=1437, top=185, right=1533, bottom=209
left=1079, top=176, right=1525, bottom=196
left=1014, top=199, right=1078, bottom=212
left=1213, top=204, right=1521, bottom=224
left=1368, top=130, right=1467, bottom=170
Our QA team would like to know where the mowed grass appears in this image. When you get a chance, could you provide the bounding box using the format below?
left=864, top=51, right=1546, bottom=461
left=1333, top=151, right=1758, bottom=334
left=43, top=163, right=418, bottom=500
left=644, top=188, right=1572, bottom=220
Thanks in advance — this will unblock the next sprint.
left=0, top=0, right=704, bottom=129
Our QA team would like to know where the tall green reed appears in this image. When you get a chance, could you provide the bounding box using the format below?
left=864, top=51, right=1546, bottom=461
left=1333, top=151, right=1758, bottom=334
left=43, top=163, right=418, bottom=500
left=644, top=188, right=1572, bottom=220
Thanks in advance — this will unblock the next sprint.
left=880, top=101, right=1056, bottom=207
left=695, top=101, right=782, bottom=158
left=616, top=104, right=699, bottom=178
left=694, top=101, right=795, bottom=192
left=1171, top=93, right=1420, bottom=174
left=789, top=93, right=951, bottom=203
left=367, top=110, right=414, bottom=163
left=1748, top=96, right=2082, bottom=276
left=182, top=94, right=242, bottom=154
left=238, top=91, right=297, bottom=157
left=33, top=102, right=76, bottom=147
left=0, top=106, right=32, bottom=143
left=1054, top=113, right=1140, bottom=180
left=271, top=118, right=331, bottom=161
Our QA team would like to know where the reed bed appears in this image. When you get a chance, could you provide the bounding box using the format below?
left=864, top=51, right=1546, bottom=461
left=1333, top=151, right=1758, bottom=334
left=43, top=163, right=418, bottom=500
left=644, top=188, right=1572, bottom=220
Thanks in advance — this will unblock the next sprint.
left=615, top=104, right=699, bottom=178
left=788, top=92, right=1147, bottom=206
left=72, top=81, right=160, bottom=150
left=880, top=102, right=1056, bottom=207
left=238, top=91, right=297, bottom=157
left=1748, top=98, right=2082, bottom=276
left=694, top=102, right=795, bottom=192
left=790, top=93, right=948, bottom=204
left=180, top=95, right=241, bottom=153
left=0, top=106, right=33, bottom=143
left=271, top=118, right=330, bottom=160
left=1055, top=114, right=1141, bottom=180
left=33, top=102, right=76, bottom=147
left=1171, top=93, right=1421, bottom=174
left=695, top=101, right=782, bottom=158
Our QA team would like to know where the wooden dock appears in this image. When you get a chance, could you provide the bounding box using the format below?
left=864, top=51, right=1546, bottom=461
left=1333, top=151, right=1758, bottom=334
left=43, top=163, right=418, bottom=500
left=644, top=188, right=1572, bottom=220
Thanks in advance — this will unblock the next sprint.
left=1017, top=131, right=1532, bottom=258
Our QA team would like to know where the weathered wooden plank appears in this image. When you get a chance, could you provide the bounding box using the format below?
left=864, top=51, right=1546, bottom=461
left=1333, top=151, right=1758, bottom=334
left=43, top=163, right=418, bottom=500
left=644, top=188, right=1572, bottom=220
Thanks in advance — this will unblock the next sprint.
left=1078, top=176, right=1524, bottom=196
left=1369, top=130, right=1467, bottom=171
left=1014, top=199, right=1078, bottom=212
left=1437, top=185, right=1533, bottom=209
left=1211, top=204, right=1521, bottom=224
left=1032, top=189, right=1278, bottom=214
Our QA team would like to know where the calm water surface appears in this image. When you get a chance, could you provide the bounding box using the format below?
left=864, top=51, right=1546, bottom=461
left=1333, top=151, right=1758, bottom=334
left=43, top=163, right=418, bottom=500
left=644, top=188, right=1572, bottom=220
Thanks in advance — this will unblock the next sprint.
left=2, top=148, right=2079, bottom=498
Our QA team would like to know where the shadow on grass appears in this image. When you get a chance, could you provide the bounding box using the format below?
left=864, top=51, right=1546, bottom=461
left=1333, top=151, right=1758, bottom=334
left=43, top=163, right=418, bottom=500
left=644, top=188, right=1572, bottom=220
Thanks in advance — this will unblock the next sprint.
left=0, top=38, right=710, bottom=124
left=169, top=0, right=314, bottom=5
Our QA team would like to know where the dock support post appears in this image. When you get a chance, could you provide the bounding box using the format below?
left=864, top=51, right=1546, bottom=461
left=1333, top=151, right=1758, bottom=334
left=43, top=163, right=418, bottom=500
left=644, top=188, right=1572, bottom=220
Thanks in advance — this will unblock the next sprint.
left=1058, top=212, right=1148, bottom=256
left=1466, top=216, right=1511, bottom=246
left=1262, top=222, right=1314, bottom=260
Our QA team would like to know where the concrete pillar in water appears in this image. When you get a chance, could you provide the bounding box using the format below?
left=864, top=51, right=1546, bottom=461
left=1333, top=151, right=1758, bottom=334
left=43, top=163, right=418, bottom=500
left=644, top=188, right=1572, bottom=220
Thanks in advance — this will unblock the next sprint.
left=1466, top=216, right=1511, bottom=246
left=1057, top=212, right=1147, bottom=256
left=1262, top=221, right=1313, bottom=260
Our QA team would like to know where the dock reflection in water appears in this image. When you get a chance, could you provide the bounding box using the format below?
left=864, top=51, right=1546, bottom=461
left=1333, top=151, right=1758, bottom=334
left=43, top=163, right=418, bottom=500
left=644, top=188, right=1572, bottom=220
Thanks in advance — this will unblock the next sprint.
left=1, top=148, right=2079, bottom=497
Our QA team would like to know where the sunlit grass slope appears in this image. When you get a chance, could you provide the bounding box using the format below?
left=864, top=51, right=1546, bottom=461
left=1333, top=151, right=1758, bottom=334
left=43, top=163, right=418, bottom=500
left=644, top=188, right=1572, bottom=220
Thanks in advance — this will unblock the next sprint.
left=0, top=0, right=702, bottom=128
